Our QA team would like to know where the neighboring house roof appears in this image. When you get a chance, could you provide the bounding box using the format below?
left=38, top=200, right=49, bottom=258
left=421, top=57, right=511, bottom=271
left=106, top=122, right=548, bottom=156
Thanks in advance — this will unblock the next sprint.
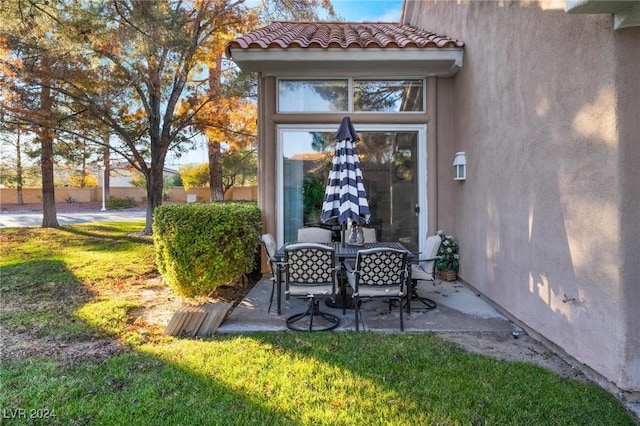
left=226, top=21, right=464, bottom=77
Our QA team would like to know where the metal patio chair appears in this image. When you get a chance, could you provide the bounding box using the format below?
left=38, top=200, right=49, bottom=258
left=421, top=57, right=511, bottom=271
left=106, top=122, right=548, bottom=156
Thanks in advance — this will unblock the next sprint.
left=260, top=233, right=279, bottom=313
left=296, top=227, right=332, bottom=243
left=345, top=247, right=409, bottom=331
left=284, top=243, right=340, bottom=331
left=409, top=234, right=442, bottom=310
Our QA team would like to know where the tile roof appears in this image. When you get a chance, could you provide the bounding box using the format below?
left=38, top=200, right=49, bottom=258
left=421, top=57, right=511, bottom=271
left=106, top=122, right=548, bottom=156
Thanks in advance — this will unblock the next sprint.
left=226, top=21, right=464, bottom=57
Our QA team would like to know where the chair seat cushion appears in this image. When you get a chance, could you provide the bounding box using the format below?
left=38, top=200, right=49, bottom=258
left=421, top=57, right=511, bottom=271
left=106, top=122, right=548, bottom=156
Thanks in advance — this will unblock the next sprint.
left=347, top=271, right=403, bottom=296
left=288, top=284, right=335, bottom=297
left=356, top=285, right=403, bottom=297
left=411, top=264, right=433, bottom=281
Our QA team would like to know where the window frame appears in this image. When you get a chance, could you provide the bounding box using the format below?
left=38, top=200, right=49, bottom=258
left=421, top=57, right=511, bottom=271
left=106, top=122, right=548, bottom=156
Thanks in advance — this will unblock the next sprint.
left=277, top=77, right=426, bottom=114
left=276, top=123, right=428, bottom=253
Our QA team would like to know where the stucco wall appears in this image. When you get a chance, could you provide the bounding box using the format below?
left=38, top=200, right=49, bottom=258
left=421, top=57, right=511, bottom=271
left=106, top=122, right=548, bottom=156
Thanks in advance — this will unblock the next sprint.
left=404, top=0, right=640, bottom=393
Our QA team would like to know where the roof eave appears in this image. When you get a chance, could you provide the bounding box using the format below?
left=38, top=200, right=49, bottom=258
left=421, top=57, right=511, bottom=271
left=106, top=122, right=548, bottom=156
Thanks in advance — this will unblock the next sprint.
left=228, top=47, right=464, bottom=77
left=566, top=0, right=640, bottom=28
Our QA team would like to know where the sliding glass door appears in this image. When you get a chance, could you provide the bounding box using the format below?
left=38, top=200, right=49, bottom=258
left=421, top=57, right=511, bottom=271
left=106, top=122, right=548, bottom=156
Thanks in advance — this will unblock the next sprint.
left=278, top=125, right=427, bottom=254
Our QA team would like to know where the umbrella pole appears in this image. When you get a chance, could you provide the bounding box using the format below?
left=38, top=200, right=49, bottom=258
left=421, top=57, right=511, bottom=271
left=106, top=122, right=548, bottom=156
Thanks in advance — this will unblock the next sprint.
left=341, top=222, right=346, bottom=247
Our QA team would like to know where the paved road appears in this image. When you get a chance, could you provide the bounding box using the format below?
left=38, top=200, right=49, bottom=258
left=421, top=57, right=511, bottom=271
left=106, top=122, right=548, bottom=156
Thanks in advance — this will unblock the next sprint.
left=0, top=210, right=146, bottom=228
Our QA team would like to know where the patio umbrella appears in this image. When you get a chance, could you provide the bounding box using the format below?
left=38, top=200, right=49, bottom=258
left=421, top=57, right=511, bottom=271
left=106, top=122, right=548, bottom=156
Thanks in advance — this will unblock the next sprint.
left=321, top=117, right=371, bottom=246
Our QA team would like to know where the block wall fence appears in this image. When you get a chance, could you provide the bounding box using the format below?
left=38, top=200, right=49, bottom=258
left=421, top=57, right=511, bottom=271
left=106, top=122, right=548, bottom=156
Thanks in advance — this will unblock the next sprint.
left=0, top=186, right=257, bottom=205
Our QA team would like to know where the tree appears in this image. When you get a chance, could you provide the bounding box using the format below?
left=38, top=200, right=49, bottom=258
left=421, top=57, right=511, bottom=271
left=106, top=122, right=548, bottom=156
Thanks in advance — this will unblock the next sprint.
left=0, top=1, right=72, bottom=227
left=222, top=148, right=257, bottom=194
left=199, top=68, right=258, bottom=201
left=3, top=1, right=222, bottom=232
left=179, top=163, right=210, bottom=191
left=55, top=137, right=102, bottom=185
left=195, top=0, right=336, bottom=202
left=2, top=0, right=336, bottom=234
left=67, top=172, right=98, bottom=188
left=0, top=124, right=35, bottom=204
left=65, top=1, right=226, bottom=233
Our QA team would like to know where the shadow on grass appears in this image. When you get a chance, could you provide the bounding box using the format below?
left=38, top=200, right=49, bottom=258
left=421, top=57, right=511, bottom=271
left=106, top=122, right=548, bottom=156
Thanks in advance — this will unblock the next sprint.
left=1, top=264, right=298, bottom=424
left=59, top=223, right=153, bottom=247
left=239, top=332, right=638, bottom=425
left=0, top=259, right=99, bottom=342
left=0, top=348, right=300, bottom=426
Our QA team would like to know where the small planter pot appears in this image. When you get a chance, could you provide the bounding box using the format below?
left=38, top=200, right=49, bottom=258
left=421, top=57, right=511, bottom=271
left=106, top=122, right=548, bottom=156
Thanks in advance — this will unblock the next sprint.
left=439, top=269, right=457, bottom=282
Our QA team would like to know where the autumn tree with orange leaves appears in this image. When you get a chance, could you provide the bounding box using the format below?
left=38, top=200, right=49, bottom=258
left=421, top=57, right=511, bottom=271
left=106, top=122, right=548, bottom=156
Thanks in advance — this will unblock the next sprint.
left=189, top=0, right=336, bottom=201
left=1, top=0, right=335, bottom=233
left=0, top=1, right=85, bottom=227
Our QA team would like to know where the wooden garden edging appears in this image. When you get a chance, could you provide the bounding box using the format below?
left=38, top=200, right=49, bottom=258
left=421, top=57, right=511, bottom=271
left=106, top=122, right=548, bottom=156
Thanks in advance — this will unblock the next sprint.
left=164, top=303, right=233, bottom=337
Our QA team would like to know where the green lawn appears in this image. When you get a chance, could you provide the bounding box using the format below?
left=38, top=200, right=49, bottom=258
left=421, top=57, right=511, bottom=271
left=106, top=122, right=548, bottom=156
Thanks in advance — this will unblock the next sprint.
left=0, top=223, right=637, bottom=425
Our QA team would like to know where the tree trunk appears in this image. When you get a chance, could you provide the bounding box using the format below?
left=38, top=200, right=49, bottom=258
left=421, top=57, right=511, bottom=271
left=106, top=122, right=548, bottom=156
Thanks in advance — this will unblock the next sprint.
left=41, top=134, right=57, bottom=227
left=40, top=57, right=58, bottom=228
left=208, top=140, right=223, bottom=201
left=142, top=162, right=165, bottom=235
left=103, top=146, right=110, bottom=201
left=207, top=54, right=224, bottom=202
left=16, top=130, right=24, bottom=205
left=80, top=141, right=87, bottom=187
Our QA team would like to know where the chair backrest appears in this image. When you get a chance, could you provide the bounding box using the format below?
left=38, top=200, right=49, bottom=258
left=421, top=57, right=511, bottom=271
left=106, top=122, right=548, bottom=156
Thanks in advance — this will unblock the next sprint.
left=420, top=234, right=442, bottom=267
left=354, top=248, right=408, bottom=287
left=284, top=243, right=336, bottom=287
left=425, top=235, right=442, bottom=259
left=261, top=233, right=277, bottom=276
left=296, top=227, right=332, bottom=243
left=361, top=227, right=377, bottom=243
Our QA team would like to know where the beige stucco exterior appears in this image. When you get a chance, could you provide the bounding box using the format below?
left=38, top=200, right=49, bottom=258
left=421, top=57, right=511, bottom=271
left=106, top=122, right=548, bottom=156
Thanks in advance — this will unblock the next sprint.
left=403, top=0, right=639, bottom=396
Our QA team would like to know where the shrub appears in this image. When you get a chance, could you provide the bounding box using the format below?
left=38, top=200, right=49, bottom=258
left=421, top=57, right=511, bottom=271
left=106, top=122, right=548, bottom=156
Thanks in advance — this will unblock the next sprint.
left=435, top=231, right=459, bottom=272
left=153, top=202, right=261, bottom=298
left=106, top=196, right=135, bottom=210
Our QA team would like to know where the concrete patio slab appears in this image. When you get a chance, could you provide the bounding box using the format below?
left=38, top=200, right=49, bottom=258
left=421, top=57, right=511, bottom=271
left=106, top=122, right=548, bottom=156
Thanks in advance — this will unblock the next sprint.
left=218, top=278, right=518, bottom=335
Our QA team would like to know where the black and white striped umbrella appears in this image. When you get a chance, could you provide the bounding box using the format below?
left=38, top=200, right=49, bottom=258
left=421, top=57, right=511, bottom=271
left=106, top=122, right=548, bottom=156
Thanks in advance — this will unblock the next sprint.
left=320, top=117, right=371, bottom=226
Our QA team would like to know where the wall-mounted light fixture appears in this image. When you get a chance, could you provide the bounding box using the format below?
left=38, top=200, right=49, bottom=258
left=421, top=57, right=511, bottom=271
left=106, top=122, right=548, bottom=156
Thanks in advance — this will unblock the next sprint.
left=453, top=152, right=467, bottom=181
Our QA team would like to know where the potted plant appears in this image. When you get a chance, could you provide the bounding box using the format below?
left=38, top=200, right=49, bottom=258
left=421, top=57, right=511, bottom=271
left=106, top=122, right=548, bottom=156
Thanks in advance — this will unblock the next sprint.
left=435, top=231, right=459, bottom=281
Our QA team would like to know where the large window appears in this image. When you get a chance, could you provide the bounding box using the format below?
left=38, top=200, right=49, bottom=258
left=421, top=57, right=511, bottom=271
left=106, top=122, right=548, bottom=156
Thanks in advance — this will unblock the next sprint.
left=278, top=79, right=425, bottom=113
left=278, top=126, right=427, bottom=254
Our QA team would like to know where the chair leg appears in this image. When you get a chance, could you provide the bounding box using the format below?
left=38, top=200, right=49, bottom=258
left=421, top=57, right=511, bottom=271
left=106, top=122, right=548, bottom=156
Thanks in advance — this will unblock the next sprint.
left=399, top=296, right=404, bottom=331
left=286, top=298, right=340, bottom=332
left=267, top=279, right=275, bottom=313
left=410, top=279, right=437, bottom=310
left=342, top=281, right=347, bottom=316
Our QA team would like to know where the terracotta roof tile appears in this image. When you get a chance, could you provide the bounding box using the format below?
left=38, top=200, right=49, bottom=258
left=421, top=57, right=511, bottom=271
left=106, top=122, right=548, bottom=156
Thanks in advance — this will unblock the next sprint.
left=226, top=21, right=464, bottom=56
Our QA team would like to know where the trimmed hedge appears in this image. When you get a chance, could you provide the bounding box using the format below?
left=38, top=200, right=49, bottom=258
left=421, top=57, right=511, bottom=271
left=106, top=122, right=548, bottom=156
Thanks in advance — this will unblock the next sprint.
left=106, top=196, right=135, bottom=210
left=153, top=202, right=262, bottom=298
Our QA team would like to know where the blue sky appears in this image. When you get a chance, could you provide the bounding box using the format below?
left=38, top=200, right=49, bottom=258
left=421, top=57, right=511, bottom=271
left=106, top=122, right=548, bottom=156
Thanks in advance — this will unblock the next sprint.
left=331, top=0, right=403, bottom=22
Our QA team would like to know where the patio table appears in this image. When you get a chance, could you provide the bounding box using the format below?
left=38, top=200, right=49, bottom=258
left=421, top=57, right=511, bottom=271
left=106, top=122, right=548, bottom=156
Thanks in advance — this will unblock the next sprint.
left=273, top=241, right=412, bottom=314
